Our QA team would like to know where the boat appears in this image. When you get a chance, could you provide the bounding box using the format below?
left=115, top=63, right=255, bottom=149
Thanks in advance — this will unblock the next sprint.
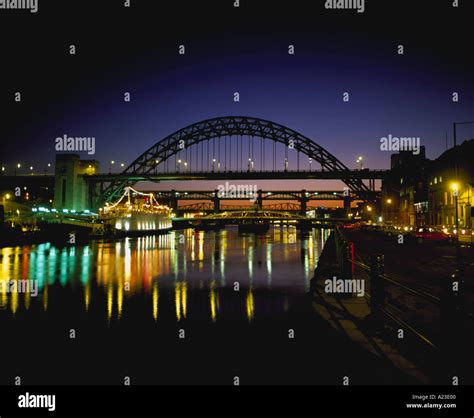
left=100, top=187, right=173, bottom=236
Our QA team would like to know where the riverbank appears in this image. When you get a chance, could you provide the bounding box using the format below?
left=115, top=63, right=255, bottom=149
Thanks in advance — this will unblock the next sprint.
left=312, top=229, right=474, bottom=384
left=0, top=222, right=173, bottom=247
left=311, top=232, right=437, bottom=383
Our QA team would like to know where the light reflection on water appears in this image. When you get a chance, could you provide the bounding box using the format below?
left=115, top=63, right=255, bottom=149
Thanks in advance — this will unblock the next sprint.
left=0, top=227, right=329, bottom=322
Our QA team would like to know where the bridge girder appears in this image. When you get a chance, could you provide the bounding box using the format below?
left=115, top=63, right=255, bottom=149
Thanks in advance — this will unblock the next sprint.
left=99, top=116, right=374, bottom=204
left=203, top=210, right=308, bottom=221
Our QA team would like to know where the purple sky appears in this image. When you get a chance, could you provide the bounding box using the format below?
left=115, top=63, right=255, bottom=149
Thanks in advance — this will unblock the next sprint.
left=0, top=0, right=472, bottom=193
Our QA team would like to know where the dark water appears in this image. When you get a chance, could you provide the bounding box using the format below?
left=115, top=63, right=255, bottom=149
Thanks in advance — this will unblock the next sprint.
left=0, top=227, right=327, bottom=320
left=0, top=227, right=411, bottom=385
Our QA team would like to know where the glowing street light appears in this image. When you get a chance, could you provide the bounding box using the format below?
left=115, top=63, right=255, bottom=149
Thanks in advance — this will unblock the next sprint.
left=386, top=198, right=392, bottom=204
left=450, top=181, right=462, bottom=273
left=356, top=156, right=364, bottom=170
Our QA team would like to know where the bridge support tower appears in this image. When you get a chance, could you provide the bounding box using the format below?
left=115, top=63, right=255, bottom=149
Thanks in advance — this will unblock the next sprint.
left=213, top=190, right=220, bottom=213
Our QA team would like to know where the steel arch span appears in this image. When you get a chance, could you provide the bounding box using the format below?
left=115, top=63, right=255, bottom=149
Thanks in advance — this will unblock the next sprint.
left=101, top=116, right=371, bottom=203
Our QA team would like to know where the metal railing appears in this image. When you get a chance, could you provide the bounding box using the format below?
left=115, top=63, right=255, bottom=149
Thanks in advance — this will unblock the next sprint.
left=332, top=227, right=469, bottom=351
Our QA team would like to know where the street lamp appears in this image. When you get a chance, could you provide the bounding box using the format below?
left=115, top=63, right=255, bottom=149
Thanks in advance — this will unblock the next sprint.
left=248, top=158, right=254, bottom=172
left=15, top=163, right=21, bottom=176
left=109, top=160, right=115, bottom=174
left=30, top=166, right=34, bottom=175
left=309, top=158, right=312, bottom=172
left=451, top=182, right=459, bottom=231
left=356, top=156, right=364, bottom=170
left=386, top=198, right=392, bottom=204
left=451, top=182, right=462, bottom=273
left=453, top=121, right=474, bottom=148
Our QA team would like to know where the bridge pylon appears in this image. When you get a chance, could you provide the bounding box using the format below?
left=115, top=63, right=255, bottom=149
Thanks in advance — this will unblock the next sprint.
left=256, top=190, right=263, bottom=210
left=300, top=189, right=309, bottom=216
left=213, top=190, right=220, bottom=213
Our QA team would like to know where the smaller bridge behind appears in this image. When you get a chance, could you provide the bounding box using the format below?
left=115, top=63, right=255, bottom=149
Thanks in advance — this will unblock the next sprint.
left=138, top=189, right=370, bottom=216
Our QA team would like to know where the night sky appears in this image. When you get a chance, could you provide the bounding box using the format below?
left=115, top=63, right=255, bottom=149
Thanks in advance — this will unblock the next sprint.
left=0, top=0, right=473, bottom=191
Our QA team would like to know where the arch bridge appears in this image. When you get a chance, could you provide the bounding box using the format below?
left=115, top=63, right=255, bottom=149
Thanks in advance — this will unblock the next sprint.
left=87, top=116, right=384, bottom=207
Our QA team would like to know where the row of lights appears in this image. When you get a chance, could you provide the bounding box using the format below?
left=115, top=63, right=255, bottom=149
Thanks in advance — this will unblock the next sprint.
left=1, top=163, right=52, bottom=174
left=152, top=156, right=365, bottom=172
left=383, top=182, right=460, bottom=204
